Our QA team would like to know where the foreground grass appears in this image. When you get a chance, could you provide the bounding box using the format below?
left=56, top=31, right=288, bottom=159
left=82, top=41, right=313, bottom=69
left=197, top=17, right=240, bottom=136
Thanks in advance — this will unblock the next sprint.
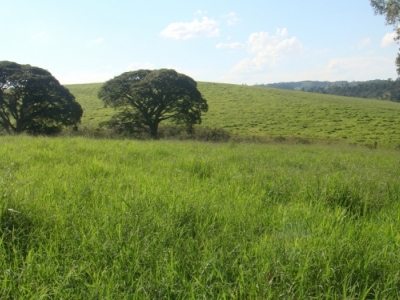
left=1, top=136, right=400, bottom=298
left=67, top=82, right=400, bottom=147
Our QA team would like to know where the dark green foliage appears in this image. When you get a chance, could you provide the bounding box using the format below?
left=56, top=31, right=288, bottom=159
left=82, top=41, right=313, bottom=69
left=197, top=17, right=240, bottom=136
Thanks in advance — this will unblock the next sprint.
left=371, top=0, right=400, bottom=26
left=259, top=79, right=400, bottom=102
left=0, top=61, right=83, bottom=134
left=98, top=69, right=208, bottom=137
left=307, top=78, right=400, bottom=101
left=256, top=80, right=351, bottom=91
left=99, top=109, right=147, bottom=135
left=371, top=1, right=400, bottom=73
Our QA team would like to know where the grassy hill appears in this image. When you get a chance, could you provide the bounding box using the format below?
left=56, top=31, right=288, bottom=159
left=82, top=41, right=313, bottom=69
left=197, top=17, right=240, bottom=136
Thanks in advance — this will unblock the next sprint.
left=66, top=82, right=400, bottom=147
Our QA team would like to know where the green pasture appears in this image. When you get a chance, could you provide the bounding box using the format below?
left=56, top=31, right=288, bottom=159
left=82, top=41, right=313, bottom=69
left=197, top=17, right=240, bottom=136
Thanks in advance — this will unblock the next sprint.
left=1, top=136, right=400, bottom=298
left=67, top=83, right=114, bottom=126
left=67, top=82, right=400, bottom=147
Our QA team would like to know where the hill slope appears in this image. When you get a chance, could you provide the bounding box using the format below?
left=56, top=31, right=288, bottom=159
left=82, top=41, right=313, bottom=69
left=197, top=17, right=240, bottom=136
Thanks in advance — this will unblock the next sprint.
left=66, top=82, right=400, bottom=147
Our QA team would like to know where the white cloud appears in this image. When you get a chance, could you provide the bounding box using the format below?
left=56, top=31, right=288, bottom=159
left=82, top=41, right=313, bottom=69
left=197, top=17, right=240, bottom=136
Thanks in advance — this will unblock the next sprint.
left=221, top=55, right=397, bottom=85
left=195, top=10, right=207, bottom=15
left=276, top=28, right=288, bottom=37
left=160, top=17, right=220, bottom=40
left=230, top=58, right=253, bottom=74
left=231, top=30, right=304, bottom=74
left=87, top=38, right=104, bottom=46
left=381, top=32, right=397, bottom=47
left=126, top=62, right=155, bottom=71
left=223, top=12, right=240, bottom=26
left=31, top=31, right=45, bottom=41
left=216, top=42, right=245, bottom=49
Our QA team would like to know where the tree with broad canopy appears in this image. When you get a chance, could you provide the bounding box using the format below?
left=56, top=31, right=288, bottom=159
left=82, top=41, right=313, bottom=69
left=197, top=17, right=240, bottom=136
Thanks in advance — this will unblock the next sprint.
left=98, top=69, right=208, bottom=137
left=0, top=61, right=82, bottom=135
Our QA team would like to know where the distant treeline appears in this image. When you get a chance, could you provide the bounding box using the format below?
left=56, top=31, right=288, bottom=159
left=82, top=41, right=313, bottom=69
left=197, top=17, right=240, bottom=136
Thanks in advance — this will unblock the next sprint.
left=256, top=79, right=400, bottom=102
left=256, top=80, right=354, bottom=91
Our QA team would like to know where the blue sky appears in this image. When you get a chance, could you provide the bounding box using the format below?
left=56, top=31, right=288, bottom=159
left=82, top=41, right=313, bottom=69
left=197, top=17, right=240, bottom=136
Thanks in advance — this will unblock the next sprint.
left=1, top=0, right=399, bottom=84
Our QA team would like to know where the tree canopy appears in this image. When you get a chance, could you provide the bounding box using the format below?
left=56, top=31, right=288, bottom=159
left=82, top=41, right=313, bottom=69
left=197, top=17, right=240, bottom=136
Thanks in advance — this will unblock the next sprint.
left=98, top=69, right=208, bottom=137
left=0, top=61, right=83, bottom=134
left=371, top=0, right=400, bottom=73
left=371, top=0, right=400, bottom=25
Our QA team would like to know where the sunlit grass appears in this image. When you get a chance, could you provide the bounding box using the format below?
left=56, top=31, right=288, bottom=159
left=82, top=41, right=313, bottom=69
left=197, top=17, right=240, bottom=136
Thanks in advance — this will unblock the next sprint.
left=67, top=82, right=400, bottom=147
left=1, top=136, right=400, bottom=298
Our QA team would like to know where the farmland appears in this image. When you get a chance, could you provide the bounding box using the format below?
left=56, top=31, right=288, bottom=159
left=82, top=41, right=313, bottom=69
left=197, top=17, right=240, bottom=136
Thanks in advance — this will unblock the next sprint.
left=67, top=82, right=400, bottom=147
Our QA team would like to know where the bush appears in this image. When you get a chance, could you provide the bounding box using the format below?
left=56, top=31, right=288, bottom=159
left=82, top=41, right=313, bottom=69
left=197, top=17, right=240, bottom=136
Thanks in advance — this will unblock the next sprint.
left=61, top=125, right=232, bottom=142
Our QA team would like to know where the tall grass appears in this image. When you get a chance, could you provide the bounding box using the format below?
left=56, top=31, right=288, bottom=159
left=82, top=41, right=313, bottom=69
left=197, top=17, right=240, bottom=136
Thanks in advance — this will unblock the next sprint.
left=1, top=136, right=400, bottom=298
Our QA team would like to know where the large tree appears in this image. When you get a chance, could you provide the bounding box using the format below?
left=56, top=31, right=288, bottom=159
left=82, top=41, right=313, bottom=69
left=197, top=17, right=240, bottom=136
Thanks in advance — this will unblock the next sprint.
left=371, top=0, right=400, bottom=73
left=98, top=69, right=208, bottom=137
left=0, top=61, right=82, bottom=134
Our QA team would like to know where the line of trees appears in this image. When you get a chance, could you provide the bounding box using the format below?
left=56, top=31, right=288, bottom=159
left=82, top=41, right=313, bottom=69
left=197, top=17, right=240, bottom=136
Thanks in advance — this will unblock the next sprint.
left=0, top=61, right=208, bottom=137
left=305, top=78, right=400, bottom=102
left=256, top=81, right=351, bottom=91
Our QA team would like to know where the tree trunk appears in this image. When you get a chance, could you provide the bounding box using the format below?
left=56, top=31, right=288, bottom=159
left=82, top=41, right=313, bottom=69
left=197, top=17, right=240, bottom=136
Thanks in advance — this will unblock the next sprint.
left=149, top=122, right=159, bottom=138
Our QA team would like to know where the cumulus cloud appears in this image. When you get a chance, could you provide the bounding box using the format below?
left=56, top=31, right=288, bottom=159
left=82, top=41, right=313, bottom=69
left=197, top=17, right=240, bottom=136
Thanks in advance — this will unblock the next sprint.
left=216, top=42, right=245, bottom=49
left=160, top=17, right=220, bottom=40
left=276, top=28, right=288, bottom=37
left=381, top=31, right=397, bottom=47
left=223, top=12, right=240, bottom=26
left=231, top=29, right=304, bottom=73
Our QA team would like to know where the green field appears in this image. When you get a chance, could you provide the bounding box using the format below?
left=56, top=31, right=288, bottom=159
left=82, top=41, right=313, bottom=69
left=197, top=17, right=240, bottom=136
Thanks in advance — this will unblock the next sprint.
left=2, top=82, right=400, bottom=298
left=67, top=82, right=400, bottom=147
left=1, top=136, right=400, bottom=298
